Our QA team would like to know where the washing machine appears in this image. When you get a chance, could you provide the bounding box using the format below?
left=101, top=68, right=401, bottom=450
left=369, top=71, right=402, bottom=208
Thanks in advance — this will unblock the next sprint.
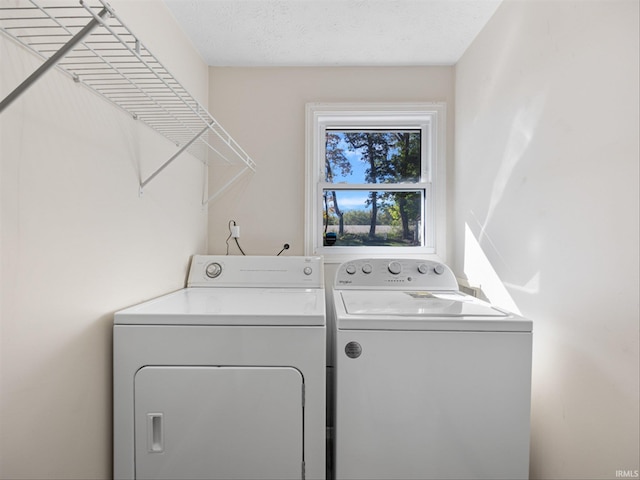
left=113, top=255, right=326, bottom=480
left=332, top=258, right=532, bottom=480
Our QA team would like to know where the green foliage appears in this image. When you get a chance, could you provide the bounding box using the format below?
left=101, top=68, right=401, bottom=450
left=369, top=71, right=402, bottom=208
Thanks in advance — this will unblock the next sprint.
left=323, top=129, right=422, bottom=243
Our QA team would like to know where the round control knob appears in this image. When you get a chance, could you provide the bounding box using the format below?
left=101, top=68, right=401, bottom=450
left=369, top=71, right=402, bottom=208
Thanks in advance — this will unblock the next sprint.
left=433, top=264, right=445, bottom=275
left=362, top=264, right=373, bottom=274
left=345, top=264, right=357, bottom=275
left=303, top=266, right=313, bottom=276
left=417, top=263, right=429, bottom=274
left=205, top=262, right=222, bottom=278
left=388, top=261, right=402, bottom=275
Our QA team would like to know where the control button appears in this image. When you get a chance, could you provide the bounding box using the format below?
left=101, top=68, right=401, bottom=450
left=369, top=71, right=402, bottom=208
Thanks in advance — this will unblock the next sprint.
left=388, top=261, right=402, bottom=275
left=345, top=264, right=357, bottom=275
left=205, top=262, right=222, bottom=278
left=434, top=264, right=445, bottom=275
left=303, top=267, right=313, bottom=276
left=362, top=264, right=373, bottom=274
left=417, top=263, right=429, bottom=274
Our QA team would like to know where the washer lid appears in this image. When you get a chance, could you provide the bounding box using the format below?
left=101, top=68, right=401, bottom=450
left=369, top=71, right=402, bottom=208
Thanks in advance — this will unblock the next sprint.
left=115, top=287, right=325, bottom=326
left=341, top=290, right=507, bottom=317
left=336, top=290, right=532, bottom=332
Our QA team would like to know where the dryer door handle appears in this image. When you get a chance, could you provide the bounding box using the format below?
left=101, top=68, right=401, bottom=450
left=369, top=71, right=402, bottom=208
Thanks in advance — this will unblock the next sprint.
left=147, top=413, right=164, bottom=453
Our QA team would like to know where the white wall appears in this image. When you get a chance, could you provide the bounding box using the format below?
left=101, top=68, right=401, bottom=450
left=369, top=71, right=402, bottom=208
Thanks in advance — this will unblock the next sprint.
left=207, top=66, right=455, bottom=258
left=0, top=1, right=208, bottom=477
left=454, top=1, right=639, bottom=478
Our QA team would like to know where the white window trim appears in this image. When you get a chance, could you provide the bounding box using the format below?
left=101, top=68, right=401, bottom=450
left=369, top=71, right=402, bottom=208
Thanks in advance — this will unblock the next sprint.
left=305, top=102, right=447, bottom=264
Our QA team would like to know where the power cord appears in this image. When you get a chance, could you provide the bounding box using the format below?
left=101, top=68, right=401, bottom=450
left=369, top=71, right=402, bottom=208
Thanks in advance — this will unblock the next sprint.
left=226, top=220, right=246, bottom=255
left=276, top=243, right=290, bottom=256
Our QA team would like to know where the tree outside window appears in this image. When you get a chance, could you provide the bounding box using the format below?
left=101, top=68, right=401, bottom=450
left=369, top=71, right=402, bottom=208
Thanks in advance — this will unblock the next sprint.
left=305, top=102, right=446, bottom=260
left=323, top=130, right=422, bottom=247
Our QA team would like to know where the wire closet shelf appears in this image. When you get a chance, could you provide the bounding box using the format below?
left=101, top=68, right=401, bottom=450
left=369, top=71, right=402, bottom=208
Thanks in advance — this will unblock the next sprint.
left=0, top=0, right=256, bottom=198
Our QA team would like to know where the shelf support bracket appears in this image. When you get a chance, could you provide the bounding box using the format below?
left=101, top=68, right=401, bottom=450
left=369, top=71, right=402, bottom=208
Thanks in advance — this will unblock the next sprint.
left=0, top=6, right=110, bottom=114
left=140, top=121, right=212, bottom=193
left=204, top=166, right=251, bottom=206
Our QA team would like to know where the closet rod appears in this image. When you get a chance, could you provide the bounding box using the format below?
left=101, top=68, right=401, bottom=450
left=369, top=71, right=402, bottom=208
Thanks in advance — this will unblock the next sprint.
left=0, top=6, right=109, bottom=113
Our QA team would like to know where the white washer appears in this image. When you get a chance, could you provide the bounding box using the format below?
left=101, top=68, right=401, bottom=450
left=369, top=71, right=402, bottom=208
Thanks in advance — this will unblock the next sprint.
left=332, top=258, right=532, bottom=480
left=114, top=255, right=326, bottom=480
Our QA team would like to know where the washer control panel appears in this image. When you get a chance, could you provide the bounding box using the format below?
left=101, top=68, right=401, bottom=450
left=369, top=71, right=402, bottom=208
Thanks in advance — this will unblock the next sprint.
left=335, top=258, right=458, bottom=290
left=188, top=255, right=324, bottom=288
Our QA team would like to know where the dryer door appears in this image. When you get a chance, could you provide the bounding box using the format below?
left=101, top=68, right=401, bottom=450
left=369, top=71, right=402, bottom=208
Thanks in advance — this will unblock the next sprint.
left=134, top=366, right=304, bottom=480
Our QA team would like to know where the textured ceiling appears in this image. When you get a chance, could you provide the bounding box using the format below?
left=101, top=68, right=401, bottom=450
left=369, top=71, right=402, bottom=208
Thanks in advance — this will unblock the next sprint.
left=162, top=0, right=502, bottom=66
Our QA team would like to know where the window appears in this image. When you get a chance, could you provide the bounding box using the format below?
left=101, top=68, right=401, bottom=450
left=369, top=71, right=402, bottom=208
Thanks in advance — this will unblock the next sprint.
left=305, top=103, right=446, bottom=262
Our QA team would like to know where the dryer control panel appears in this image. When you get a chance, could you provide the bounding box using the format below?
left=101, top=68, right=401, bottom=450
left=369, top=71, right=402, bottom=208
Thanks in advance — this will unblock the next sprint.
left=188, top=255, right=324, bottom=288
left=335, top=258, right=458, bottom=290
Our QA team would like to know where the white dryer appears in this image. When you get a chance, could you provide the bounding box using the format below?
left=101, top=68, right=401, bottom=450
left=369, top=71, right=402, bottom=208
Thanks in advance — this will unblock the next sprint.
left=114, top=255, right=326, bottom=480
left=332, top=258, right=532, bottom=480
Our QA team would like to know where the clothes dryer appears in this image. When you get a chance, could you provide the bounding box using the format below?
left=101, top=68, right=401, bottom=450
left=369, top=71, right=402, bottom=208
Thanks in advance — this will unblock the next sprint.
left=332, top=258, right=532, bottom=480
left=114, top=255, right=326, bottom=480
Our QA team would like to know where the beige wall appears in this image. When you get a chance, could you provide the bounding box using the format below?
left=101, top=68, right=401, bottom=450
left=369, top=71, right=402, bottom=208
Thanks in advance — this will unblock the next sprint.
left=0, top=1, right=208, bottom=478
left=207, top=66, right=455, bottom=369
left=2, top=0, right=638, bottom=478
left=454, top=1, right=639, bottom=478
left=207, top=66, right=455, bottom=258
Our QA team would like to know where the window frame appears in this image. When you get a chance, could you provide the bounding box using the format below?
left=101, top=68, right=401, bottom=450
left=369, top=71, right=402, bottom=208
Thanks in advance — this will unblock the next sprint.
left=305, top=102, right=447, bottom=264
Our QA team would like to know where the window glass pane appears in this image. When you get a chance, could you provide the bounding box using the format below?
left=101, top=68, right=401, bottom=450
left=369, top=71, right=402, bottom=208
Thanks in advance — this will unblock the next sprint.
left=325, top=130, right=421, bottom=184
left=322, top=190, right=424, bottom=247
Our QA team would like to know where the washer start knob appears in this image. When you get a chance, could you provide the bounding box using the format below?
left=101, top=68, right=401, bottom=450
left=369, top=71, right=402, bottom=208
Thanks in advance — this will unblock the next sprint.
left=388, top=261, right=402, bottom=275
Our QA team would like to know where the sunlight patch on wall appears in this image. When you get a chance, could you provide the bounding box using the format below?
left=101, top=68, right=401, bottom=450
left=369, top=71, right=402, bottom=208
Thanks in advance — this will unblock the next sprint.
left=480, top=92, right=546, bottom=244
left=504, top=270, right=540, bottom=296
left=463, top=223, right=522, bottom=315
